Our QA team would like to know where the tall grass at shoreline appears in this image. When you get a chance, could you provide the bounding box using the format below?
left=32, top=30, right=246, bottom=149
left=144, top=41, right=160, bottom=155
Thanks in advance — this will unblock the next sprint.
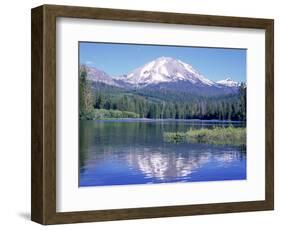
left=163, top=126, right=246, bottom=146
left=80, top=109, right=139, bottom=120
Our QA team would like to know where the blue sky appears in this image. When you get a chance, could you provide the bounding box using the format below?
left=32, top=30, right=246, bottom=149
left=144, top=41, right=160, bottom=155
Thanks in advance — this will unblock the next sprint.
left=79, top=42, right=246, bottom=82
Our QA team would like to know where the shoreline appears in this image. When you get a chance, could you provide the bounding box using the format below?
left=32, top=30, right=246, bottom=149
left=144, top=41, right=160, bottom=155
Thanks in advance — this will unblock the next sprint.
left=80, top=118, right=246, bottom=123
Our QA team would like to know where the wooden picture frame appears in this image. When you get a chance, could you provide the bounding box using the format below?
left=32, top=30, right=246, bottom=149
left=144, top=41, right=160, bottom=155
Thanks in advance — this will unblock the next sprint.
left=31, top=4, right=274, bottom=225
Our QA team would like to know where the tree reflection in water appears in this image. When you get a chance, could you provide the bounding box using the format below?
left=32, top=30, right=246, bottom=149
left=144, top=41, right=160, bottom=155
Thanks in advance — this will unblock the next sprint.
left=79, top=120, right=246, bottom=187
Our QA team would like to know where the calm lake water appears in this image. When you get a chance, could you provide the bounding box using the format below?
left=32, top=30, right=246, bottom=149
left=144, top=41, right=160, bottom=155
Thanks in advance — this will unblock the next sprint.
left=79, top=119, right=246, bottom=187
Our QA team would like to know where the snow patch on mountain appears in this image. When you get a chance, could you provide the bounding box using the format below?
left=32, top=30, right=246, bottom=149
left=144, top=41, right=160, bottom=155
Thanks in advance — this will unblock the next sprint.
left=217, top=78, right=239, bottom=87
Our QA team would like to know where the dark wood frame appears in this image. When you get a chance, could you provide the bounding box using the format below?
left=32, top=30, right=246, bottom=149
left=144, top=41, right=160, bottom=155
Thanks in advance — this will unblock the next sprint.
left=31, top=4, right=274, bottom=225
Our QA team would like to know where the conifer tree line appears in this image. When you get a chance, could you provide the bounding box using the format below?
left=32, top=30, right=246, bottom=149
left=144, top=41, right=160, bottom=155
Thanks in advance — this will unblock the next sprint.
left=79, top=65, right=246, bottom=121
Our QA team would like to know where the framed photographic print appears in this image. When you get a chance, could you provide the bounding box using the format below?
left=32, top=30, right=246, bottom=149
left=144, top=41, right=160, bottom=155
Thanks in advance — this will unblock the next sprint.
left=31, top=4, right=274, bottom=225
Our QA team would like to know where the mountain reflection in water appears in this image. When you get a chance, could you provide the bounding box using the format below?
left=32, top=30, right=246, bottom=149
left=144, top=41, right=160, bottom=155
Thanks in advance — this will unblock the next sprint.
left=79, top=120, right=246, bottom=187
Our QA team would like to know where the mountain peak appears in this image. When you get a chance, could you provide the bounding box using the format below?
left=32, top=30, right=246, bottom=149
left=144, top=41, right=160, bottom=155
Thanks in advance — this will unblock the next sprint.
left=82, top=57, right=241, bottom=96
left=123, top=57, right=215, bottom=87
left=225, top=77, right=234, bottom=81
left=217, top=78, right=238, bottom=87
left=155, top=56, right=173, bottom=61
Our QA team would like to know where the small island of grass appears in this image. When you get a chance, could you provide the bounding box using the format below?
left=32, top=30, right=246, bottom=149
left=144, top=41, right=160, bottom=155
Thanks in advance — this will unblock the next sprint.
left=163, top=126, right=246, bottom=146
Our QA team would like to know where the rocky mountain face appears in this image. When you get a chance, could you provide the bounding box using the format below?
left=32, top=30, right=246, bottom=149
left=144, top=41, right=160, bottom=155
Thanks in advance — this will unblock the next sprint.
left=85, top=65, right=119, bottom=87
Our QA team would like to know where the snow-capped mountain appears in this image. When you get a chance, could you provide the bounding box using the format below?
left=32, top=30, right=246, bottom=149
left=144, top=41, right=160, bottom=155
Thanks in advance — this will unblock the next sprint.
left=217, top=78, right=239, bottom=87
left=83, top=57, right=242, bottom=96
left=122, top=57, right=215, bottom=87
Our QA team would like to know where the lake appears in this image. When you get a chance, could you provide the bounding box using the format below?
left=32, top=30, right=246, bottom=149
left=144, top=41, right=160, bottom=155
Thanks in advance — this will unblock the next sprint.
left=79, top=119, right=246, bottom=187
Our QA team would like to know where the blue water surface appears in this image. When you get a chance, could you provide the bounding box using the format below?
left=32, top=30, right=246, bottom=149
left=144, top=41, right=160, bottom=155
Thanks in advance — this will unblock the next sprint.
left=79, top=119, right=246, bottom=187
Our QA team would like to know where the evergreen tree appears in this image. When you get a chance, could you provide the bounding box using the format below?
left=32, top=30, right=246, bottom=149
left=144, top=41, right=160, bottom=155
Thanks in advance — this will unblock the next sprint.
left=79, top=65, right=94, bottom=118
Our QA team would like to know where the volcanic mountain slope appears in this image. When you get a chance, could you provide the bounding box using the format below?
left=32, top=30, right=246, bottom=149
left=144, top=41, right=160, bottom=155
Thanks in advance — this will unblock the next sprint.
left=84, top=57, right=241, bottom=96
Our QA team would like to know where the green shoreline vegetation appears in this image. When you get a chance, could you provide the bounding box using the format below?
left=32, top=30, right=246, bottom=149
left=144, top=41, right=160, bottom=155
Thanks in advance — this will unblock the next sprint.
left=163, top=126, right=246, bottom=146
left=80, top=109, right=139, bottom=120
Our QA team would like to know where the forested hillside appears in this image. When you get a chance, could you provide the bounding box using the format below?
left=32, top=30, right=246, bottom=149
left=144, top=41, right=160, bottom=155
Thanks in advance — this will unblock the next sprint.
left=79, top=65, right=246, bottom=121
